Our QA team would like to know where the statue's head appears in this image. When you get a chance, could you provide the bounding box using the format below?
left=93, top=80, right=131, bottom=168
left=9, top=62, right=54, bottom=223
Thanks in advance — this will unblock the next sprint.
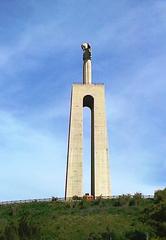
left=81, top=42, right=91, bottom=51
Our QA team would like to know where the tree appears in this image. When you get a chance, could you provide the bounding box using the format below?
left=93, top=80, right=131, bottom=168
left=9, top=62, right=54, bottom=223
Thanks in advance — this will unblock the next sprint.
left=154, top=188, right=166, bottom=203
left=133, top=193, right=143, bottom=206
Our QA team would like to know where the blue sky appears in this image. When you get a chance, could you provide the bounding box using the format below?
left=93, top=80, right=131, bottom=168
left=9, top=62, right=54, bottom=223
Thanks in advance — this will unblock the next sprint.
left=0, top=0, right=166, bottom=200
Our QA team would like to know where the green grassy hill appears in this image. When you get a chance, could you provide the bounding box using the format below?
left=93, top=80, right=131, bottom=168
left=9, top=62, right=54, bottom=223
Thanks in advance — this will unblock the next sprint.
left=0, top=189, right=165, bottom=240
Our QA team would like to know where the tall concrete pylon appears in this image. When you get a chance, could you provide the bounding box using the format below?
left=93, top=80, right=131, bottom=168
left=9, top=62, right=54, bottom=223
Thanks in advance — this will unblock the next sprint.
left=65, top=43, right=111, bottom=199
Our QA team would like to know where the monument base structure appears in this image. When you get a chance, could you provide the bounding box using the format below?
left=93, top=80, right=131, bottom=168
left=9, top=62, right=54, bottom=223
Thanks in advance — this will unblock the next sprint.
left=65, top=43, right=111, bottom=200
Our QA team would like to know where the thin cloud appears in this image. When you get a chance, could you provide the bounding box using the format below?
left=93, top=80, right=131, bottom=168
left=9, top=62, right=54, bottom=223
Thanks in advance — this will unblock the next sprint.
left=0, top=0, right=165, bottom=200
left=0, top=110, right=66, bottom=200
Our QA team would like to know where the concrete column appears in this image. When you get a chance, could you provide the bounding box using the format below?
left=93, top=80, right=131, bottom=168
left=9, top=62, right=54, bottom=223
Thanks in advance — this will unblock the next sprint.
left=65, top=84, right=111, bottom=199
left=81, top=43, right=92, bottom=84
left=83, top=59, right=92, bottom=84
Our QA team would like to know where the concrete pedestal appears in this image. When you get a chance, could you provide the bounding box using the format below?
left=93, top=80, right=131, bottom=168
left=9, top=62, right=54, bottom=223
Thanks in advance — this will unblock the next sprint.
left=65, top=83, right=111, bottom=199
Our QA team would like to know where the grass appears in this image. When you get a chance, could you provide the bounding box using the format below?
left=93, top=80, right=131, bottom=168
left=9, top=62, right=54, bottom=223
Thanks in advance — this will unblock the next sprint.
left=0, top=191, right=165, bottom=240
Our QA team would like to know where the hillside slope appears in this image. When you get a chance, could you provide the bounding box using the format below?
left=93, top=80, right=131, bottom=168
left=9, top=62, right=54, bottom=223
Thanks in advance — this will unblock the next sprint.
left=0, top=189, right=165, bottom=240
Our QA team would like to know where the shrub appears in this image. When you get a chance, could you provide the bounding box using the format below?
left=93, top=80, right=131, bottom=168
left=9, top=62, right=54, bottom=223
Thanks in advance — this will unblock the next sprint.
left=52, top=197, right=58, bottom=202
left=3, top=223, right=18, bottom=240
left=125, top=230, right=146, bottom=240
left=133, top=193, right=143, bottom=206
left=18, top=216, right=40, bottom=239
left=154, top=188, right=166, bottom=203
left=72, top=195, right=81, bottom=200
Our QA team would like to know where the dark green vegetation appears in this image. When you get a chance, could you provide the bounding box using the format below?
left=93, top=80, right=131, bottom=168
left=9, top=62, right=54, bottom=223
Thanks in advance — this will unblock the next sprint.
left=0, top=189, right=165, bottom=240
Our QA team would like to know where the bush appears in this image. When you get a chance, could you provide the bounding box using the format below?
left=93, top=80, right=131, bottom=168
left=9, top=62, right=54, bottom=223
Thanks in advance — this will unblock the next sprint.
left=3, top=223, right=18, bottom=240
left=133, top=193, right=143, bottom=206
left=112, top=194, right=132, bottom=207
left=72, top=195, right=81, bottom=200
left=52, top=197, right=58, bottom=201
left=18, top=216, right=40, bottom=239
left=125, top=230, right=146, bottom=240
left=154, top=188, right=166, bottom=203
